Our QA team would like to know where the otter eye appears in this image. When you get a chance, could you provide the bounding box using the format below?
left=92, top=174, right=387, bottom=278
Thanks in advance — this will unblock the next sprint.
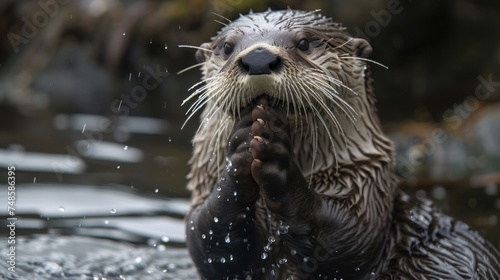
left=297, top=39, right=310, bottom=52
left=223, top=42, right=234, bottom=56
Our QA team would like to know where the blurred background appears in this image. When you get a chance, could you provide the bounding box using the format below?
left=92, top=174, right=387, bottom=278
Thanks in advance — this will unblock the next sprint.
left=0, top=0, right=499, bottom=277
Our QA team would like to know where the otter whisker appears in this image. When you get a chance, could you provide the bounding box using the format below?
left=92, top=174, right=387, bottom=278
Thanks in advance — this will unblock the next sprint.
left=311, top=75, right=359, bottom=124
left=178, top=44, right=213, bottom=53
left=186, top=89, right=211, bottom=116
left=183, top=79, right=227, bottom=129
left=305, top=75, right=354, bottom=124
left=210, top=12, right=233, bottom=24
left=182, top=97, right=211, bottom=130
left=292, top=83, right=318, bottom=177
left=308, top=100, right=339, bottom=175
left=186, top=76, right=220, bottom=94
left=213, top=20, right=228, bottom=27
left=304, top=82, right=344, bottom=137
left=177, top=62, right=205, bottom=75
left=326, top=37, right=353, bottom=51
left=339, top=55, right=388, bottom=69
left=308, top=70, right=359, bottom=116
left=282, top=83, right=299, bottom=130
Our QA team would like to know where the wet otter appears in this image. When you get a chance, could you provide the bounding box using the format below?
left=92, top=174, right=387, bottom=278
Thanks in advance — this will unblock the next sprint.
left=184, top=9, right=500, bottom=279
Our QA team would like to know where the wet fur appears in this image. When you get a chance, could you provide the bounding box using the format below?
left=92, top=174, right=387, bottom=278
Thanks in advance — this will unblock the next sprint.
left=184, top=9, right=500, bottom=279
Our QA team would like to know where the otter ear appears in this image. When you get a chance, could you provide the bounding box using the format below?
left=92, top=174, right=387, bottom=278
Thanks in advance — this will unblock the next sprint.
left=352, top=38, right=372, bottom=58
left=195, top=42, right=212, bottom=63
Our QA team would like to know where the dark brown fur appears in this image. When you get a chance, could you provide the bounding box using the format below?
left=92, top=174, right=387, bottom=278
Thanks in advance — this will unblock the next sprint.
left=184, top=9, right=500, bottom=279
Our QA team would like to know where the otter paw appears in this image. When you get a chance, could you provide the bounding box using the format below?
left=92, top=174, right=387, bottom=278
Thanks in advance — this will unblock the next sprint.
left=249, top=97, right=293, bottom=209
left=224, top=106, right=260, bottom=203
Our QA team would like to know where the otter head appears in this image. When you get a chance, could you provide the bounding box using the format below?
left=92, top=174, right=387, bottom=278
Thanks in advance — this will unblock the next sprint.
left=187, top=9, right=393, bottom=177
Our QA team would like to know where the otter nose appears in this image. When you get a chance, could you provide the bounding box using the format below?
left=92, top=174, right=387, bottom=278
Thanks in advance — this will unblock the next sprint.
left=240, top=48, right=280, bottom=75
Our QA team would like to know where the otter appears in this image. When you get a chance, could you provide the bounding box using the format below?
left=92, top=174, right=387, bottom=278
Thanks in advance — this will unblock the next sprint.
left=183, top=9, right=500, bottom=279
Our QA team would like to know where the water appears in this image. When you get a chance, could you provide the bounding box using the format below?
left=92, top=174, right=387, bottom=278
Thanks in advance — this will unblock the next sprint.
left=0, top=184, right=197, bottom=279
left=0, top=235, right=197, bottom=279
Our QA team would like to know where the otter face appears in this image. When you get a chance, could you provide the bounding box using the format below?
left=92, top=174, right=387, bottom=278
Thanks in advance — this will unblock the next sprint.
left=193, top=9, right=372, bottom=117
left=186, top=10, right=390, bottom=174
left=189, top=9, right=374, bottom=124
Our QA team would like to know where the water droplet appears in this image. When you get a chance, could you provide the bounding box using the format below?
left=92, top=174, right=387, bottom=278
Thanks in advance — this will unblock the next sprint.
left=161, top=236, right=170, bottom=242
left=168, top=137, right=172, bottom=142
left=58, top=206, right=65, bottom=212
left=355, top=267, right=361, bottom=272
left=233, top=191, right=237, bottom=196
left=216, top=186, right=222, bottom=192
left=104, top=220, right=109, bottom=225
left=220, top=257, right=226, bottom=263
left=135, top=257, right=142, bottom=263
left=268, top=236, right=276, bottom=243
left=123, top=146, right=128, bottom=150
left=229, top=254, right=234, bottom=261
left=225, top=234, right=231, bottom=243
left=117, top=165, right=120, bottom=169
left=110, top=209, right=117, bottom=214
left=264, top=244, right=271, bottom=252
left=201, top=234, right=206, bottom=239
left=207, top=258, right=213, bottom=263
left=155, top=188, right=159, bottom=193
left=209, top=230, right=213, bottom=235
left=164, top=43, right=168, bottom=50
left=128, top=73, right=132, bottom=81
left=213, top=217, right=219, bottom=223
left=225, top=157, right=233, bottom=173
left=190, top=226, right=195, bottom=230
left=278, top=225, right=289, bottom=234
left=33, top=177, right=36, bottom=183
left=157, top=244, right=166, bottom=251
left=150, top=38, right=152, bottom=44
left=279, top=258, right=288, bottom=264
left=261, top=253, right=268, bottom=259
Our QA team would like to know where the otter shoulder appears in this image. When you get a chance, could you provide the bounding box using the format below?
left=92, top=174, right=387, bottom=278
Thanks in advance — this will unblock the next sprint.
left=378, top=190, right=500, bottom=279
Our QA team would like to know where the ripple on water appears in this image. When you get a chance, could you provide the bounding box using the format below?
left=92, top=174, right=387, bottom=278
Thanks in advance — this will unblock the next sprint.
left=0, top=235, right=197, bottom=279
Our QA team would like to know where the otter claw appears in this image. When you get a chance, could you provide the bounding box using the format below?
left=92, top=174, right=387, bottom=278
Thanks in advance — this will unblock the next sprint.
left=253, top=136, right=264, bottom=142
left=256, top=118, right=266, bottom=126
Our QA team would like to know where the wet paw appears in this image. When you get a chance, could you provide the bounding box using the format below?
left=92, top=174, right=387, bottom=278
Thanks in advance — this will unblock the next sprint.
left=224, top=105, right=260, bottom=204
left=249, top=97, right=293, bottom=210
